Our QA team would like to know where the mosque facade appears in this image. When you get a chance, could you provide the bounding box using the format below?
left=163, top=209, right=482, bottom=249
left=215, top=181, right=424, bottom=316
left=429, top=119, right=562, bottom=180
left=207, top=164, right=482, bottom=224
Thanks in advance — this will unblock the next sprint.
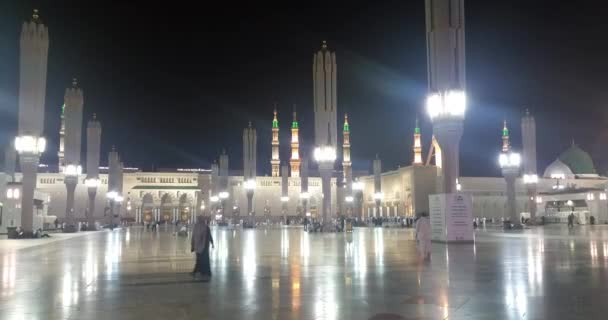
left=2, top=6, right=608, bottom=234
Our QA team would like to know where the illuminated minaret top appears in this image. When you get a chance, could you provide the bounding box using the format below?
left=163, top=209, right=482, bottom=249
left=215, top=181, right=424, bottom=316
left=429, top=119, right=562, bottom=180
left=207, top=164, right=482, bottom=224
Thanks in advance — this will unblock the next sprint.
left=290, top=106, right=300, bottom=177
left=342, top=113, right=352, bottom=194
left=342, top=114, right=351, bottom=165
left=313, top=41, right=338, bottom=149
left=271, top=106, right=280, bottom=177
left=502, top=120, right=510, bottom=152
left=413, top=117, right=423, bottom=165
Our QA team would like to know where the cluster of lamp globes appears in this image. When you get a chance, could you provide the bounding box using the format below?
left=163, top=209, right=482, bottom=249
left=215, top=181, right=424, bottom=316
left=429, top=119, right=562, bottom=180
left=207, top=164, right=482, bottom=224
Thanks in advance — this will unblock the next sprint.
left=15, top=136, right=46, bottom=154
left=106, top=191, right=124, bottom=202
left=426, top=90, right=466, bottom=120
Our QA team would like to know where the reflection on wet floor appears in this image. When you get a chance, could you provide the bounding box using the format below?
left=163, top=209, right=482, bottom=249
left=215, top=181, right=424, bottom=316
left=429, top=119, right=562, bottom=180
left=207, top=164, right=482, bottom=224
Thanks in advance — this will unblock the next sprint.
left=1, top=225, right=608, bottom=319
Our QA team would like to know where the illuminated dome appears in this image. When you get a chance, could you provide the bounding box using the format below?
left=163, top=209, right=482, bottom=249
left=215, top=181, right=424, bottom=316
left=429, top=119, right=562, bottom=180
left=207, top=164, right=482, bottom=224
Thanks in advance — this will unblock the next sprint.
left=543, top=158, right=574, bottom=179
left=558, top=144, right=597, bottom=175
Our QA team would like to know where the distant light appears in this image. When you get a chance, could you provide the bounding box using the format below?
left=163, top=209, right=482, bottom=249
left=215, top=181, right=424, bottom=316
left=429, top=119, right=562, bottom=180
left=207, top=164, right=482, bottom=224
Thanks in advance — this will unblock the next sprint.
left=84, top=178, right=101, bottom=187
left=566, top=200, right=574, bottom=207
left=300, top=192, right=310, bottom=199
left=305, top=212, right=311, bottom=217
left=280, top=196, right=289, bottom=202
left=345, top=196, right=354, bottom=203
left=523, top=174, right=538, bottom=184
left=499, top=152, right=521, bottom=168
left=426, top=90, right=466, bottom=120
left=114, top=195, right=124, bottom=202
left=600, top=193, right=607, bottom=201
left=352, top=181, right=364, bottom=191
left=243, top=179, right=257, bottom=190
left=210, top=196, right=219, bottom=202
left=535, top=196, right=543, bottom=204
left=63, top=164, right=82, bottom=176
left=587, top=193, right=595, bottom=201
left=456, top=178, right=462, bottom=191
left=15, top=136, right=46, bottom=154
left=106, top=191, right=118, bottom=199
left=550, top=173, right=565, bottom=179
left=219, top=191, right=229, bottom=199
left=314, top=146, right=337, bottom=162
left=373, top=192, right=383, bottom=201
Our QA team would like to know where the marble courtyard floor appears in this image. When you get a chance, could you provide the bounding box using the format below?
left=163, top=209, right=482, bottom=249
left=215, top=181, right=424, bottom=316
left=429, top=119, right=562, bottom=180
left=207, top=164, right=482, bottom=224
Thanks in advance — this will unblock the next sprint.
left=1, top=225, right=608, bottom=320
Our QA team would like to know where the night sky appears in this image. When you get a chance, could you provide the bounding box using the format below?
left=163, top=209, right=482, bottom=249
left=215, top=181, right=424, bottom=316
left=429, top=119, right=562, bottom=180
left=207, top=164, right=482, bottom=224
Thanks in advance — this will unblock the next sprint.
left=1, top=1, right=608, bottom=177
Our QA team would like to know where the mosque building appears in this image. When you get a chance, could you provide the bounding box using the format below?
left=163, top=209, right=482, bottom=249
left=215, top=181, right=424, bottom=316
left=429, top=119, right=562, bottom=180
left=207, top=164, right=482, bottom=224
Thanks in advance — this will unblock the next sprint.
left=2, top=8, right=608, bottom=234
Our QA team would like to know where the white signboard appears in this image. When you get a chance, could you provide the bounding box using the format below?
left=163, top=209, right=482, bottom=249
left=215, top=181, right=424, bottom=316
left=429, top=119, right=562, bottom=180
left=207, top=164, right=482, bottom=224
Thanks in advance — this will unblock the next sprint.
left=429, top=194, right=446, bottom=241
left=429, top=193, right=474, bottom=243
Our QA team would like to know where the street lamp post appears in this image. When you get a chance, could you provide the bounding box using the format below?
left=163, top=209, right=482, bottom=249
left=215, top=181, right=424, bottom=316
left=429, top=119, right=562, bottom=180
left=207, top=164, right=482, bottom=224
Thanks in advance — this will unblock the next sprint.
left=345, top=196, right=354, bottom=218
left=499, top=151, right=521, bottom=228
left=64, top=164, right=82, bottom=228
left=314, top=145, right=336, bottom=231
left=243, top=179, right=256, bottom=224
left=15, top=136, right=46, bottom=234
left=300, top=192, right=310, bottom=219
left=219, top=191, right=229, bottom=222
left=106, top=191, right=122, bottom=229
left=427, top=91, right=466, bottom=193
left=352, top=181, right=364, bottom=221
left=280, top=196, right=289, bottom=224
left=523, top=173, right=538, bottom=222
left=210, top=195, right=219, bottom=221
left=373, top=192, right=384, bottom=218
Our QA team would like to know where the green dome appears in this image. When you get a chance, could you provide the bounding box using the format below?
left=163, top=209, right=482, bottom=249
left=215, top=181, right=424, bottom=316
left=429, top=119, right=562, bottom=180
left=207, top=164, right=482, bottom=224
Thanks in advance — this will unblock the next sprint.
left=558, top=144, right=596, bottom=174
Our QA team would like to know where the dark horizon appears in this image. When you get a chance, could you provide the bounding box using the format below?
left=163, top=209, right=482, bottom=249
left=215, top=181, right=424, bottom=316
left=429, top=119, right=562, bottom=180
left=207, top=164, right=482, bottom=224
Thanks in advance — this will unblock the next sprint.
left=1, top=1, right=608, bottom=176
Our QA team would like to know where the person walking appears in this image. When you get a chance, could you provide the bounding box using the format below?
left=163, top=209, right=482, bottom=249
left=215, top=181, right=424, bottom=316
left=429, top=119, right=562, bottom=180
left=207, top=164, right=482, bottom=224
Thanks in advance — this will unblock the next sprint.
left=191, top=216, right=214, bottom=280
left=415, top=211, right=432, bottom=262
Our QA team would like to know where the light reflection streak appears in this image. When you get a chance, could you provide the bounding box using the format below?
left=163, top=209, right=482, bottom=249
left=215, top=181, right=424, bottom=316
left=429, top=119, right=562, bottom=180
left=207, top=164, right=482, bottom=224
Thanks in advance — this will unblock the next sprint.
left=1, top=252, right=16, bottom=297
left=300, top=231, right=310, bottom=265
left=243, top=230, right=257, bottom=294
left=281, top=228, right=289, bottom=258
left=354, top=230, right=367, bottom=279
left=62, top=265, right=79, bottom=307
left=373, top=228, right=384, bottom=268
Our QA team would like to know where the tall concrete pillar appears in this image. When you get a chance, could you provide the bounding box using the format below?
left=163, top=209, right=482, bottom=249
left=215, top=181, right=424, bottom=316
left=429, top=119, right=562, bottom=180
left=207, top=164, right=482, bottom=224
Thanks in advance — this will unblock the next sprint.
left=522, top=109, right=538, bottom=219
left=301, top=158, right=309, bottom=216
left=16, top=10, right=49, bottom=233
left=281, top=164, right=289, bottom=222
left=243, top=122, right=257, bottom=220
left=4, top=141, right=17, bottom=181
left=313, top=41, right=338, bottom=230
left=503, top=168, right=518, bottom=225
left=373, top=155, right=382, bottom=217
left=425, top=0, right=466, bottom=194
left=63, top=78, right=84, bottom=225
left=85, top=114, right=101, bottom=227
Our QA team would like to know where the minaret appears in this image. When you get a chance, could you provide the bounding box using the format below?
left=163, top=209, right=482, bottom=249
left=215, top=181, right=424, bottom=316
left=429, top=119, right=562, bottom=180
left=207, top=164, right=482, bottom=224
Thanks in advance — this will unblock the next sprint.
left=342, top=114, right=352, bottom=195
left=63, top=78, right=84, bottom=224
left=271, top=107, right=280, bottom=177
left=413, top=117, right=423, bottom=165
left=425, top=0, right=466, bottom=194
left=15, top=9, right=49, bottom=233
left=85, top=114, right=101, bottom=228
left=502, top=120, right=510, bottom=152
left=522, top=109, right=538, bottom=220
left=58, top=103, right=65, bottom=171
left=290, top=106, right=301, bottom=177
